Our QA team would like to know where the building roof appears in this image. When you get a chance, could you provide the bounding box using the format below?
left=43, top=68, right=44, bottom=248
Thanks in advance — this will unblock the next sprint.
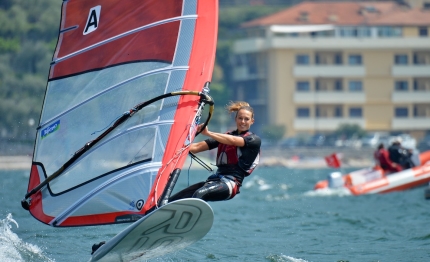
left=241, top=1, right=430, bottom=27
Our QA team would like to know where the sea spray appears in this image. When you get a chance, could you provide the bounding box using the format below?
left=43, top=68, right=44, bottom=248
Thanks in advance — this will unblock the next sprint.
left=0, top=214, right=53, bottom=262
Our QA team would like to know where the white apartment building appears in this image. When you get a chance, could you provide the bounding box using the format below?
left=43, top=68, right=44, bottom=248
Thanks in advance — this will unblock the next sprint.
left=232, top=0, right=430, bottom=139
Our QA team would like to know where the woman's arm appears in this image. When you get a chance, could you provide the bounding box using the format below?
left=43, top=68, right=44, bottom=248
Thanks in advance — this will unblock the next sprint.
left=189, top=141, right=209, bottom=154
left=201, top=126, right=245, bottom=147
left=189, top=125, right=245, bottom=154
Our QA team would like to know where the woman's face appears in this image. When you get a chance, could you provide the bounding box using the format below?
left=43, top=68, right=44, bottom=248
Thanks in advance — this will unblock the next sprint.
left=235, top=109, right=254, bottom=132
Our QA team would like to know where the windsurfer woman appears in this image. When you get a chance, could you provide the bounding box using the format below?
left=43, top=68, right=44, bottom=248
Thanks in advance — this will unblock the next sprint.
left=169, top=101, right=261, bottom=202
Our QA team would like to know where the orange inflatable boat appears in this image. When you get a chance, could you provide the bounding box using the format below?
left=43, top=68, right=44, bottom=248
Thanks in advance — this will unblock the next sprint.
left=314, top=150, right=430, bottom=195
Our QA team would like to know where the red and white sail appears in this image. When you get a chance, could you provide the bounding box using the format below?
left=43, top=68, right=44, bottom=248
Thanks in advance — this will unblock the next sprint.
left=24, top=0, right=218, bottom=227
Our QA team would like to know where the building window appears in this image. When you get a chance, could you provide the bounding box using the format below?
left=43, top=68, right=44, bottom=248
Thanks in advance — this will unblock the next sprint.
left=414, top=79, right=430, bottom=91
left=414, top=105, right=430, bottom=117
left=334, top=80, right=343, bottom=91
left=334, top=106, right=343, bottom=117
left=296, top=54, right=310, bottom=65
left=349, top=107, right=362, bottom=118
left=413, top=106, right=422, bottom=117
left=395, top=107, right=408, bottom=117
left=296, top=81, right=310, bottom=91
left=246, top=53, right=257, bottom=74
left=313, top=30, right=335, bottom=37
left=339, top=27, right=358, bottom=37
left=315, top=53, right=343, bottom=65
left=349, top=81, right=363, bottom=91
left=338, top=27, right=372, bottom=37
left=419, top=27, right=428, bottom=37
left=334, top=54, right=342, bottom=65
left=395, top=80, right=408, bottom=91
left=394, top=54, right=408, bottom=65
left=359, top=27, right=372, bottom=37
left=234, top=55, right=246, bottom=66
left=413, top=80, right=419, bottom=90
left=377, top=26, right=402, bottom=37
left=348, top=55, right=362, bottom=65
left=297, top=107, right=310, bottom=117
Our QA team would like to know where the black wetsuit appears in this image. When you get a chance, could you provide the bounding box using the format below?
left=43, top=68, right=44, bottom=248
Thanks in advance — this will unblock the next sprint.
left=388, top=144, right=414, bottom=169
left=169, top=130, right=261, bottom=202
left=388, top=144, right=402, bottom=165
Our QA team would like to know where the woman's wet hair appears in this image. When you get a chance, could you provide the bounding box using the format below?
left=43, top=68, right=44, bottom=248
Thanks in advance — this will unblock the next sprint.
left=226, top=101, right=254, bottom=118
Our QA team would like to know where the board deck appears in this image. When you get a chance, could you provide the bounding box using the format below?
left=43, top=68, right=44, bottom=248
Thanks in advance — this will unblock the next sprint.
left=90, top=198, right=214, bottom=261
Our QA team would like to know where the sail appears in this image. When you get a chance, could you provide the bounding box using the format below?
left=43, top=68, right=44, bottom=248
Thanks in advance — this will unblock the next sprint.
left=23, top=0, right=218, bottom=227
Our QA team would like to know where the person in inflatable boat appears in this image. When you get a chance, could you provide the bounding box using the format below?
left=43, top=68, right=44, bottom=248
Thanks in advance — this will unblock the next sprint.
left=169, top=101, right=261, bottom=202
left=374, top=143, right=402, bottom=173
left=388, top=137, right=416, bottom=169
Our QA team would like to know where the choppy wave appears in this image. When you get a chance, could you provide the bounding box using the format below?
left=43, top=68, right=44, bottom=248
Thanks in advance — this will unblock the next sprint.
left=242, top=175, right=291, bottom=202
left=0, top=214, right=53, bottom=262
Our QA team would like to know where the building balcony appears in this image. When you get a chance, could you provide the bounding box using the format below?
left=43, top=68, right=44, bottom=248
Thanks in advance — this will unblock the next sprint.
left=391, top=117, right=430, bottom=130
left=392, top=91, right=430, bottom=103
left=232, top=66, right=266, bottom=81
left=233, top=37, right=430, bottom=53
left=294, top=118, right=365, bottom=130
left=294, top=91, right=366, bottom=103
left=294, top=65, right=365, bottom=77
left=392, top=65, right=430, bottom=77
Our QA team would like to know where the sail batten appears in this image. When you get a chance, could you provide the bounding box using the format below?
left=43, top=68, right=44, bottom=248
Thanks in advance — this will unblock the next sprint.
left=23, top=0, right=218, bottom=227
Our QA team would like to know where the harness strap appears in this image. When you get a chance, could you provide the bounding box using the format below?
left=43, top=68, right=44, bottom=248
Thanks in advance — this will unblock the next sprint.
left=220, top=176, right=240, bottom=199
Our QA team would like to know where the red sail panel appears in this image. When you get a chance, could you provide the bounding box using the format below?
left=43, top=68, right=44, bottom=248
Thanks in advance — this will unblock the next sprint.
left=50, top=0, right=182, bottom=79
left=144, top=1, right=219, bottom=212
left=27, top=165, right=55, bottom=224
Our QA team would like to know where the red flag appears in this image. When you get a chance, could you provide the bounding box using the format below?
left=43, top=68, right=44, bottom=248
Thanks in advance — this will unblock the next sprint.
left=325, top=153, right=341, bottom=168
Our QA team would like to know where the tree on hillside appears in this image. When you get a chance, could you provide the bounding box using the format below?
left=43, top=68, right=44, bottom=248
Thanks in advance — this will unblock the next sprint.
left=0, top=0, right=61, bottom=142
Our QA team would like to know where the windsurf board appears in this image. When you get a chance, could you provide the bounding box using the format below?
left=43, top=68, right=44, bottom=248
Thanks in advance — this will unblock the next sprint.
left=90, top=198, right=213, bottom=262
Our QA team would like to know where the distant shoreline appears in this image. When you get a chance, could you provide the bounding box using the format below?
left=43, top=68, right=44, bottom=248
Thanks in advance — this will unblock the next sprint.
left=0, top=154, right=373, bottom=170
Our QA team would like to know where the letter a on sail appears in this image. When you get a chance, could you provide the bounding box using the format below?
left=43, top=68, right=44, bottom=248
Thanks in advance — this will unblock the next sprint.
left=84, top=6, right=101, bottom=35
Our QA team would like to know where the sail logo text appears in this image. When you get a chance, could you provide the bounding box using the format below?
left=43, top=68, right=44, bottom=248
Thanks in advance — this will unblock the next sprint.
left=41, top=120, right=60, bottom=139
left=83, top=6, right=101, bottom=35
